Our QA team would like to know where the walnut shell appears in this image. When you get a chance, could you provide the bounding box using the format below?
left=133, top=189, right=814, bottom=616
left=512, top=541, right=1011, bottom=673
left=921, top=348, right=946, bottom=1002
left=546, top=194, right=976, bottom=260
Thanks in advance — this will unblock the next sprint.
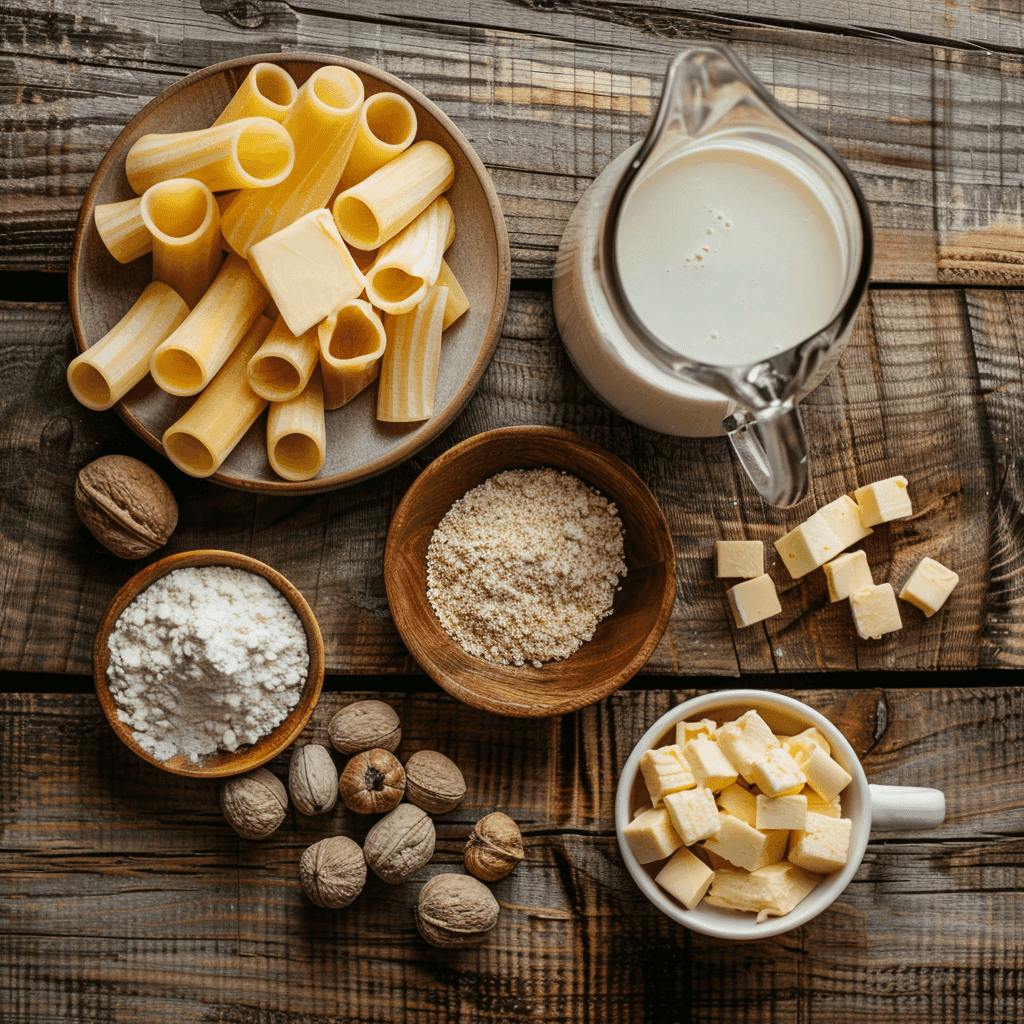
left=464, top=812, right=524, bottom=881
left=328, top=700, right=401, bottom=755
left=299, top=836, right=366, bottom=908
left=338, top=748, right=405, bottom=814
left=415, top=873, right=500, bottom=948
left=288, top=743, right=339, bottom=816
left=364, top=803, right=436, bottom=884
left=405, top=750, right=466, bottom=814
left=75, top=455, right=178, bottom=559
left=220, top=767, right=288, bottom=840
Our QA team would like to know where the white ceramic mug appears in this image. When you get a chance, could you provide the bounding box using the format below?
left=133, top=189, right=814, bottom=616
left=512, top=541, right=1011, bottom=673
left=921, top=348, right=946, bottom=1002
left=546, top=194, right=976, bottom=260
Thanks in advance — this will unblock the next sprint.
left=614, top=689, right=945, bottom=939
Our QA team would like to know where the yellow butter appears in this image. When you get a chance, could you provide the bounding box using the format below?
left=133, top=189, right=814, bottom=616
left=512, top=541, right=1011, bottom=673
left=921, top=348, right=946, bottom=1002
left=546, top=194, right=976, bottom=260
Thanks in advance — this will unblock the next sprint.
left=639, top=745, right=695, bottom=806
left=664, top=786, right=721, bottom=847
left=726, top=573, right=782, bottom=628
left=654, top=845, right=715, bottom=909
left=788, top=812, right=853, bottom=873
left=822, top=549, right=873, bottom=602
left=755, top=793, right=808, bottom=831
left=750, top=746, right=806, bottom=798
left=849, top=582, right=902, bottom=640
left=703, top=812, right=788, bottom=872
left=717, top=782, right=757, bottom=826
left=622, top=806, right=683, bottom=864
left=775, top=512, right=842, bottom=579
left=706, top=862, right=822, bottom=921
left=853, top=475, right=912, bottom=527
left=899, top=556, right=959, bottom=617
left=817, top=493, right=873, bottom=549
left=715, top=540, right=763, bottom=578
left=681, top=736, right=738, bottom=793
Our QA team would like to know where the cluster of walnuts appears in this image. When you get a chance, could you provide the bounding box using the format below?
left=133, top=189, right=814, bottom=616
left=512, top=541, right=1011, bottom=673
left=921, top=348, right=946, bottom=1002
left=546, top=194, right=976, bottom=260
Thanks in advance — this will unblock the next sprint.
left=217, top=699, right=524, bottom=947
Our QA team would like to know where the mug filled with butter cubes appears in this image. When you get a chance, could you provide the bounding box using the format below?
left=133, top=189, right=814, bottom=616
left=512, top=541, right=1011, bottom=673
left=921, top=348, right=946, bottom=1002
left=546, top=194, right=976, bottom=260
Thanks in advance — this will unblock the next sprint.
left=615, top=690, right=946, bottom=939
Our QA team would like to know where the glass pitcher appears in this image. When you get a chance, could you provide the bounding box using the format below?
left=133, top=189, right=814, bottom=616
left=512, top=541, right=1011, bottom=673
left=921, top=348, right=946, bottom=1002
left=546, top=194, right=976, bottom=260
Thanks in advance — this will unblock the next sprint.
left=553, top=43, right=872, bottom=507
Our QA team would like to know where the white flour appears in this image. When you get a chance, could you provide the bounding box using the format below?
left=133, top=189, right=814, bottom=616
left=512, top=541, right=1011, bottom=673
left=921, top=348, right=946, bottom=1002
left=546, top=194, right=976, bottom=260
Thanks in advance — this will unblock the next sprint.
left=106, top=565, right=309, bottom=763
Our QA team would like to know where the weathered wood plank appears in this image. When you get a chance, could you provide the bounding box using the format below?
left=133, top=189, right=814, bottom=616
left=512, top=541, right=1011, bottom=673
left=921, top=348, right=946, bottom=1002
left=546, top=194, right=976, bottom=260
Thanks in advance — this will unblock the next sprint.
left=1, top=688, right=1021, bottom=1024
left=3, top=288, right=1024, bottom=675
left=3, top=2, right=1024, bottom=280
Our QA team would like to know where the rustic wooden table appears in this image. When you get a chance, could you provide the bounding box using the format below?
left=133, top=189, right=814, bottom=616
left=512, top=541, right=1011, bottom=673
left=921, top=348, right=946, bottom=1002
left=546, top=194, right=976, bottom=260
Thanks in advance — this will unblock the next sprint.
left=2, top=1, right=1023, bottom=1022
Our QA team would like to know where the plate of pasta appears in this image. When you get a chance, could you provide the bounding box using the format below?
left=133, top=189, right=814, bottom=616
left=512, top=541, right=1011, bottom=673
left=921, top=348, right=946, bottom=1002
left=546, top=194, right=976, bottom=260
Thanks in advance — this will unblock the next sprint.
left=68, top=53, right=511, bottom=493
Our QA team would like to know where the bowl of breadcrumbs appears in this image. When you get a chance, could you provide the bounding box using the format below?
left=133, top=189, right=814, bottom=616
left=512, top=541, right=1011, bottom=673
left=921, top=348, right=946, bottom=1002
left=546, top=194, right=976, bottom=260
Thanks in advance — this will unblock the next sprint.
left=384, top=426, right=676, bottom=717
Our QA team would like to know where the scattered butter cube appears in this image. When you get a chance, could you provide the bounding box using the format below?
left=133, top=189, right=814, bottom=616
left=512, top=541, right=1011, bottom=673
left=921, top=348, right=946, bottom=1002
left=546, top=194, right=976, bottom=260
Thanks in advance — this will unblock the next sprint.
left=639, top=745, right=695, bottom=806
left=750, top=746, right=807, bottom=798
left=899, top=556, right=960, bottom=617
left=782, top=727, right=831, bottom=758
left=717, top=782, right=757, bottom=826
left=853, top=475, right=912, bottom=527
left=681, top=736, right=739, bottom=792
left=247, top=209, right=366, bottom=336
left=802, top=785, right=842, bottom=819
left=726, top=573, right=782, bottom=628
left=756, top=793, right=808, bottom=831
left=664, top=786, right=721, bottom=846
left=622, top=806, right=683, bottom=864
left=790, top=743, right=852, bottom=803
left=775, top=512, right=842, bottom=579
left=704, top=811, right=788, bottom=872
left=718, top=710, right=780, bottom=783
left=705, top=862, right=822, bottom=922
left=715, top=540, right=764, bottom=579
left=822, top=549, right=873, bottom=603
left=675, top=717, right=717, bottom=747
left=849, top=582, right=902, bottom=640
left=788, top=812, right=853, bottom=873
left=818, top=494, right=873, bottom=549
left=654, top=844, right=715, bottom=909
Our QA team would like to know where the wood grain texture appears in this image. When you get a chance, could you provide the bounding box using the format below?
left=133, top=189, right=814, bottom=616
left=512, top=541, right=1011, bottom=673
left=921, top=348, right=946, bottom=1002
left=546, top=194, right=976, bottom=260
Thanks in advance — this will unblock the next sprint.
left=1, top=688, right=1022, bottom=1023
left=3, top=1, right=1024, bottom=280
left=3, top=290, right=1024, bottom=676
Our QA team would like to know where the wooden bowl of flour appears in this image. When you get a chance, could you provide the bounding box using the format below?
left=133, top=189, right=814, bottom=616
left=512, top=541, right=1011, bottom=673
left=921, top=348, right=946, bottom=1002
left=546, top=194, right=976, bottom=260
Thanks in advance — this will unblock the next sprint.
left=94, top=549, right=325, bottom=778
left=384, top=426, right=676, bottom=717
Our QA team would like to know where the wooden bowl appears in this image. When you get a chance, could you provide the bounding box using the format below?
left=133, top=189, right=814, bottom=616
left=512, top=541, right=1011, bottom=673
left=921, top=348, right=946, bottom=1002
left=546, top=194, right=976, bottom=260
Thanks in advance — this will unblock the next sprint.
left=94, top=550, right=325, bottom=777
left=69, top=53, right=511, bottom=494
left=384, top=426, right=676, bottom=717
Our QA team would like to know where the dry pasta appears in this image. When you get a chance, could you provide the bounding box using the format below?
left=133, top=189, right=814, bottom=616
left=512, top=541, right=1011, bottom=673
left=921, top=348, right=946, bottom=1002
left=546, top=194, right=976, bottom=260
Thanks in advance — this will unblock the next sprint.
left=67, top=282, right=189, bottom=411
left=162, top=315, right=273, bottom=478
left=435, top=259, right=470, bottom=330
left=212, top=62, right=298, bottom=127
left=93, top=197, right=152, bottom=264
left=267, top=365, right=327, bottom=482
left=317, top=299, right=387, bottom=410
left=246, top=314, right=319, bottom=402
left=337, top=91, right=417, bottom=191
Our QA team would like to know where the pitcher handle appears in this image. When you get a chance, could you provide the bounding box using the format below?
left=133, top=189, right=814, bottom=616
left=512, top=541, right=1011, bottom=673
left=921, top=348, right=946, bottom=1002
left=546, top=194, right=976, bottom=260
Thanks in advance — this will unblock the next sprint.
left=724, top=400, right=809, bottom=507
left=869, top=784, right=946, bottom=830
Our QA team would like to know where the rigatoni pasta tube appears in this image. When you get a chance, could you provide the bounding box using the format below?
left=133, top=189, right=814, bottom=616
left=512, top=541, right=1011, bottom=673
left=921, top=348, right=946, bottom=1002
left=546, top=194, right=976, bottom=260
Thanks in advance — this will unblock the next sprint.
left=125, top=116, right=295, bottom=195
left=247, top=315, right=319, bottom=402
left=215, top=191, right=238, bottom=252
left=333, top=140, right=454, bottom=251
left=94, top=197, right=152, bottom=264
left=162, top=315, right=273, bottom=478
left=212, top=63, right=298, bottom=127
left=436, top=259, right=470, bottom=330
left=150, top=253, right=268, bottom=396
left=317, top=299, right=386, bottom=410
left=364, top=197, right=454, bottom=315
left=337, top=91, right=417, bottom=190
left=377, top=284, right=448, bottom=422
left=66, top=282, right=189, bottom=411
left=267, top=365, right=326, bottom=482
left=139, top=178, right=222, bottom=309
left=221, top=67, right=364, bottom=256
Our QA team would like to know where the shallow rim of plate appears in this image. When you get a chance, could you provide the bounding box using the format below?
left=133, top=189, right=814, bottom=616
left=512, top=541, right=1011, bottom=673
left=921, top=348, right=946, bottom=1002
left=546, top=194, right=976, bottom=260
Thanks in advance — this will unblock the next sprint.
left=69, top=52, right=511, bottom=494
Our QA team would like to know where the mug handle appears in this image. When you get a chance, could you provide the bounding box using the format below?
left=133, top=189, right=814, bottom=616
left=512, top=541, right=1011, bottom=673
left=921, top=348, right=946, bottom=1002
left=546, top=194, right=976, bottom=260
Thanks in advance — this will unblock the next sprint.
left=723, top=399, right=809, bottom=507
left=869, top=784, right=946, bottom=829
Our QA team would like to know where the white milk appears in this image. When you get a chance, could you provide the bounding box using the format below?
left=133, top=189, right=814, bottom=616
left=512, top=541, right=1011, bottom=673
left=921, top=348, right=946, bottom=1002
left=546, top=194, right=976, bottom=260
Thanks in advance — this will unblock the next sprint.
left=614, top=140, right=846, bottom=366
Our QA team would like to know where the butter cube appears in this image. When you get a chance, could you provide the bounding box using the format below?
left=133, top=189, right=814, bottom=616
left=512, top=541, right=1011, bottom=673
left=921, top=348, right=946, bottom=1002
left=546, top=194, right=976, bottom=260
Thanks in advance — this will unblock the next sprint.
left=706, top=862, right=822, bottom=922
left=818, top=494, right=873, bottom=549
left=703, top=813, right=789, bottom=872
left=791, top=743, right=852, bottom=803
left=802, top=785, right=842, bottom=819
left=726, top=573, right=782, bottom=628
left=782, top=727, right=831, bottom=758
left=788, top=812, right=853, bottom=873
left=654, top=845, right=715, bottom=909
left=664, top=786, right=721, bottom=846
left=756, top=793, right=808, bottom=831
left=715, top=540, right=763, bottom=578
left=718, top=710, right=780, bottom=782
left=750, top=747, right=806, bottom=798
left=899, top=556, right=960, bottom=617
left=853, top=475, right=912, bottom=527
left=717, top=782, right=757, bottom=826
left=675, top=717, right=717, bottom=747
left=639, top=745, right=695, bottom=806
left=849, top=583, right=902, bottom=639
left=247, top=209, right=366, bottom=335
left=681, top=736, right=738, bottom=792
left=775, top=512, right=842, bottom=579
left=822, top=550, right=873, bottom=603
left=622, top=806, right=683, bottom=864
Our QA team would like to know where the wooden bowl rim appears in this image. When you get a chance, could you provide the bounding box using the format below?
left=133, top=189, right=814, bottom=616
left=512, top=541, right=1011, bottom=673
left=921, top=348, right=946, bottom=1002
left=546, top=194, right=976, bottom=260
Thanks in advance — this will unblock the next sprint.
left=93, top=549, right=326, bottom=778
left=69, top=51, right=512, bottom=495
left=384, top=425, right=676, bottom=717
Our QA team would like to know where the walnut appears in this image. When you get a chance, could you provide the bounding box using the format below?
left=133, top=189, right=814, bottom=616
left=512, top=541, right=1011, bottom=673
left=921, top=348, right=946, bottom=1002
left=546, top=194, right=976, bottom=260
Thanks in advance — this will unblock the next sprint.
left=219, top=767, right=288, bottom=840
left=288, top=743, right=339, bottom=816
left=464, top=812, right=524, bottom=881
left=415, top=873, right=500, bottom=948
left=404, top=750, right=466, bottom=814
left=363, top=803, right=436, bottom=884
left=328, top=700, right=401, bottom=755
left=75, top=455, right=178, bottom=559
left=299, top=836, right=366, bottom=908
left=338, top=748, right=405, bottom=814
